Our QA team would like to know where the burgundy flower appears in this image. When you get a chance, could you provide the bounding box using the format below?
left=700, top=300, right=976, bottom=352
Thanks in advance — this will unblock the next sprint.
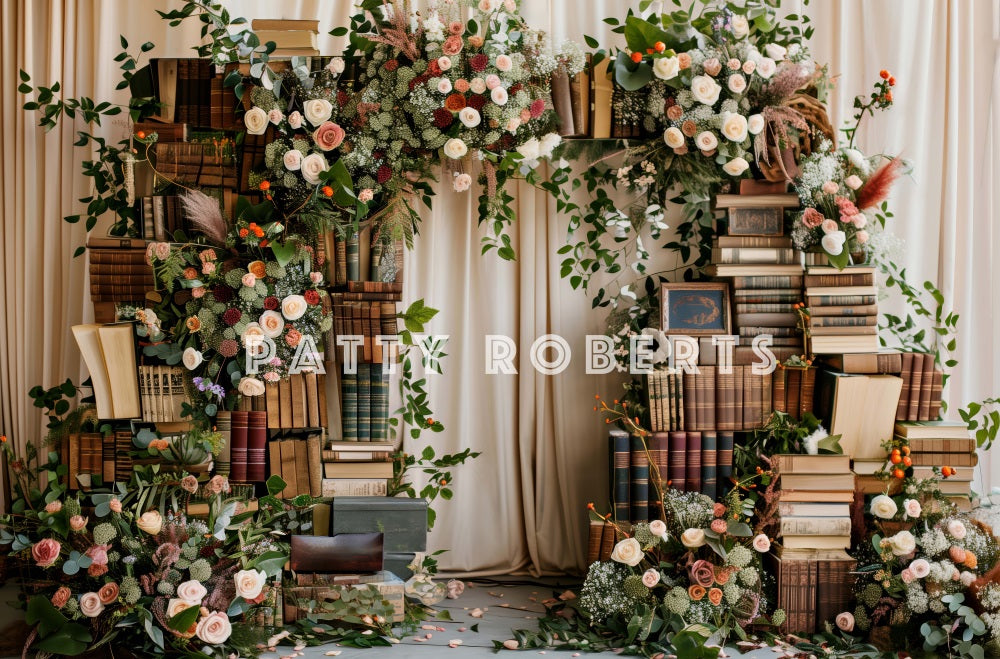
left=467, top=94, right=487, bottom=111
left=222, top=308, right=242, bottom=326
left=304, top=289, right=320, bottom=305
left=377, top=164, right=392, bottom=184
left=373, top=150, right=386, bottom=161
left=529, top=99, right=545, bottom=118
left=212, top=285, right=233, bottom=303
left=509, top=83, right=523, bottom=95
left=470, top=53, right=489, bottom=72
left=336, top=90, right=350, bottom=107
left=433, top=108, right=454, bottom=128
left=689, top=559, right=716, bottom=588
left=263, top=296, right=280, bottom=310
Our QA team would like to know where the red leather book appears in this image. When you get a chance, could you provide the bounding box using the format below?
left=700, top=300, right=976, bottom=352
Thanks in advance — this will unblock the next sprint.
left=668, top=431, right=687, bottom=492
left=229, top=411, right=249, bottom=482
left=685, top=431, right=702, bottom=494
left=247, top=411, right=268, bottom=481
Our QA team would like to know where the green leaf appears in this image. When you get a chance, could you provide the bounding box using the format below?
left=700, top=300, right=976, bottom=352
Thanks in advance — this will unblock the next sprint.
left=266, top=473, right=287, bottom=496
left=613, top=53, right=653, bottom=91
left=270, top=239, right=297, bottom=267
left=622, top=15, right=671, bottom=54
left=250, top=549, right=289, bottom=577
left=167, top=603, right=200, bottom=633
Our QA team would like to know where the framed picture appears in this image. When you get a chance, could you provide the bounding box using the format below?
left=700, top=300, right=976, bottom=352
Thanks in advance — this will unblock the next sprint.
left=659, top=282, right=731, bottom=335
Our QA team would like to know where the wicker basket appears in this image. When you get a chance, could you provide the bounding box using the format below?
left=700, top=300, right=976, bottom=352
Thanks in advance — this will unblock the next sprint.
left=757, top=91, right=835, bottom=182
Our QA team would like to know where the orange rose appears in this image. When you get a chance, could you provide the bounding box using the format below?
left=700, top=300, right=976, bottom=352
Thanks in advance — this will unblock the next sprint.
left=98, top=582, right=119, bottom=604
left=248, top=260, right=267, bottom=278
left=713, top=566, right=731, bottom=585
left=186, top=317, right=201, bottom=332
left=150, top=439, right=169, bottom=451
left=688, top=585, right=706, bottom=601
left=444, top=93, right=467, bottom=112
left=183, top=267, right=198, bottom=280
left=682, top=120, right=698, bottom=137
left=708, top=587, right=723, bottom=605
left=964, top=552, right=978, bottom=569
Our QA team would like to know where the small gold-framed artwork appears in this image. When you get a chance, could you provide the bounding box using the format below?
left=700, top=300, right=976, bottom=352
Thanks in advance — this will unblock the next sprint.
left=659, top=282, right=731, bottom=335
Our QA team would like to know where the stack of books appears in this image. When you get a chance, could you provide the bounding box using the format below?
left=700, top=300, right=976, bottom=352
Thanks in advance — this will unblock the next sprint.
left=896, top=421, right=978, bottom=510
left=550, top=54, right=590, bottom=138
left=645, top=366, right=684, bottom=432
left=87, top=238, right=154, bottom=323
left=771, top=365, right=815, bottom=420
left=320, top=441, right=394, bottom=497
left=262, top=372, right=329, bottom=430
left=267, top=434, right=323, bottom=498
left=250, top=19, right=320, bottom=58
left=895, top=352, right=944, bottom=421
left=770, top=546, right=856, bottom=634
left=775, top=453, right=854, bottom=551
left=805, top=266, right=880, bottom=354
left=681, top=366, right=773, bottom=431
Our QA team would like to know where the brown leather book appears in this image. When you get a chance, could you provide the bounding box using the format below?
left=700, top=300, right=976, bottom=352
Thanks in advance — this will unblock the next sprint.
left=786, top=368, right=801, bottom=420
left=599, top=522, right=616, bottom=561
left=929, top=370, right=944, bottom=420
left=247, top=411, right=268, bottom=482
left=800, top=368, right=816, bottom=418
left=268, top=438, right=282, bottom=484
left=290, top=533, right=384, bottom=574
left=896, top=352, right=914, bottom=419
left=773, top=368, right=787, bottom=413
left=290, top=374, right=307, bottom=428
left=304, top=372, right=321, bottom=428
left=668, top=431, right=687, bottom=491
left=683, top=371, right=697, bottom=432
left=229, top=411, right=249, bottom=482
left=295, top=439, right=311, bottom=498
left=918, top=354, right=934, bottom=421
left=265, top=382, right=281, bottom=428
left=649, top=432, right=669, bottom=502
left=550, top=69, right=576, bottom=136
left=701, top=367, right=716, bottom=430
left=685, top=432, right=702, bottom=494
left=587, top=521, right=604, bottom=564
left=907, top=353, right=925, bottom=421
left=317, top=374, right=329, bottom=429
left=278, top=377, right=293, bottom=429
left=716, top=367, right=735, bottom=432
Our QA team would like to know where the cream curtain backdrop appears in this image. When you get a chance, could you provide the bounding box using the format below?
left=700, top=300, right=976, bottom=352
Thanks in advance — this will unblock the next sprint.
left=1, top=0, right=997, bottom=573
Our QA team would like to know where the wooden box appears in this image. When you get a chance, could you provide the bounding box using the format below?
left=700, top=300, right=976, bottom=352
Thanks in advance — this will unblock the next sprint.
left=283, top=570, right=405, bottom=623
left=331, top=496, right=427, bottom=553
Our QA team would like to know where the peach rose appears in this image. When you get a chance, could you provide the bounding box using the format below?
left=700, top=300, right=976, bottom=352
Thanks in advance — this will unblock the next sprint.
left=835, top=612, right=855, bottom=632
left=677, top=53, right=692, bottom=69
left=821, top=219, right=839, bottom=234
left=69, top=515, right=88, bottom=532
left=181, top=475, right=199, bottom=494
left=314, top=121, right=345, bottom=151
left=177, top=580, right=208, bottom=605
left=45, top=501, right=62, bottom=513
left=442, top=36, right=464, bottom=56
left=32, top=538, right=61, bottom=567
left=258, top=310, right=285, bottom=338
left=752, top=534, right=771, bottom=553
left=642, top=569, right=660, bottom=588
left=802, top=208, right=825, bottom=228
left=109, top=498, right=122, bottom=513
left=80, top=592, right=105, bottom=618
left=708, top=587, right=723, bottom=605
left=137, top=510, right=162, bottom=535
left=688, top=585, right=706, bottom=601
left=98, top=582, right=119, bottom=605
left=702, top=58, right=722, bottom=77
left=51, top=586, right=71, bottom=609
left=196, top=611, right=233, bottom=645
left=234, top=569, right=268, bottom=601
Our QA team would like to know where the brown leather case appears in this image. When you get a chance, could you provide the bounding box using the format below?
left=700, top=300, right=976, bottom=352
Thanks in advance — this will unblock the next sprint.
left=289, top=533, right=384, bottom=574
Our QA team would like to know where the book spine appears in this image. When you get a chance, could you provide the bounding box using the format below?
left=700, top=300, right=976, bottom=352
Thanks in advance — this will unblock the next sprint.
left=646, top=372, right=660, bottom=432
left=804, top=274, right=875, bottom=287
left=810, top=316, right=877, bottom=327
left=629, top=434, right=649, bottom=523
left=357, top=363, right=371, bottom=441
left=649, top=432, right=669, bottom=512
left=732, top=275, right=804, bottom=289
left=215, top=411, right=232, bottom=477
left=371, top=362, right=388, bottom=441
left=685, top=431, right=702, bottom=494
left=806, top=294, right=877, bottom=306
left=702, top=368, right=716, bottom=430
left=786, top=368, right=801, bottom=420
left=587, top=521, right=604, bottom=564
left=918, top=353, right=934, bottom=421
left=342, top=368, right=358, bottom=441
left=229, top=411, right=249, bottom=482
left=682, top=371, right=696, bottom=432
left=780, top=517, right=852, bottom=536
left=668, top=431, right=686, bottom=492
left=599, top=521, right=616, bottom=561
left=247, top=411, right=268, bottom=481
left=346, top=232, right=360, bottom=282
left=673, top=370, right=684, bottom=432
left=807, top=304, right=879, bottom=317
left=896, top=352, right=914, bottom=420
left=908, top=353, right=924, bottom=421
left=700, top=431, right=717, bottom=500
left=609, top=431, right=630, bottom=522
left=716, top=368, right=734, bottom=432
left=799, top=368, right=815, bottom=418
left=320, top=478, right=389, bottom=497
left=306, top=433, right=322, bottom=497
left=929, top=370, right=943, bottom=420
left=718, top=431, right=734, bottom=485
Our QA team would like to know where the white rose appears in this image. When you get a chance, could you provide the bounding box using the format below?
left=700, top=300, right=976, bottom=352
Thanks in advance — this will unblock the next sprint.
left=652, top=56, right=680, bottom=81
left=680, top=528, right=706, bottom=548
left=539, top=132, right=562, bottom=158
left=237, top=376, right=266, bottom=397
left=747, top=114, right=765, bottom=135
left=452, top=173, right=473, bottom=192
left=267, top=108, right=283, bottom=125
left=720, top=112, right=749, bottom=142
left=727, top=73, right=747, bottom=94
left=695, top=131, right=718, bottom=151
left=326, top=57, right=345, bottom=75
left=845, top=174, right=863, bottom=190
left=287, top=111, right=303, bottom=129
left=281, top=294, right=308, bottom=321
left=234, top=569, right=268, bottom=600
left=470, top=77, right=487, bottom=94
left=663, top=126, right=685, bottom=148
left=503, top=0, right=516, bottom=10
left=242, top=322, right=267, bottom=353
left=869, top=494, right=898, bottom=520
left=516, top=137, right=540, bottom=161
left=731, top=15, right=749, bottom=38
left=300, top=153, right=328, bottom=184
left=947, top=519, right=967, bottom=539
left=443, top=138, right=468, bottom=159
left=490, top=86, right=509, bottom=106
left=901, top=499, right=922, bottom=519
left=821, top=232, right=846, bottom=255
left=302, top=98, right=333, bottom=126
left=642, top=569, right=661, bottom=587
left=723, top=157, right=750, bottom=176
left=176, top=580, right=208, bottom=605
left=437, top=56, right=452, bottom=71
left=459, top=107, right=481, bottom=128
left=690, top=75, right=722, bottom=105
left=136, top=510, right=162, bottom=535
left=283, top=149, right=303, bottom=171
left=182, top=347, right=204, bottom=371
left=243, top=107, right=268, bottom=135
left=888, top=530, right=916, bottom=556
left=258, top=310, right=285, bottom=338
left=609, top=537, right=643, bottom=566
left=437, top=77, right=453, bottom=94
left=495, top=54, right=513, bottom=72
left=765, top=43, right=788, bottom=60
left=756, top=57, right=777, bottom=79
left=80, top=592, right=105, bottom=618
left=506, top=116, right=521, bottom=132
left=195, top=611, right=233, bottom=645
left=648, top=519, right=669, bottom=540
left=961, top=571, right=977, bottom=587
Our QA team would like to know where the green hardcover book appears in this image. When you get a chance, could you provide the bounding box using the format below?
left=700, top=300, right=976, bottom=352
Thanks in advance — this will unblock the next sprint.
left=718, top=431, right=734, bottom=483
left=342, top=368, right=358, bottom=441
left=701, top=431, right=717, bottom=501
left=346, top=232, right=360, bottom=282
left=357, top=363, right=372, bottom=442
left=609, top=430, right=630, bottom=522
left=629, top=434, right=649, bottom=523
left=369, top=241, right=383, bottom=282
left=370, top=361, right=388, bottom=442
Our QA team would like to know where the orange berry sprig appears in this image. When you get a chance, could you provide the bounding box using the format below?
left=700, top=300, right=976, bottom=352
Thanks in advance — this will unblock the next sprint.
left=593, top=393, right=648, bottom=437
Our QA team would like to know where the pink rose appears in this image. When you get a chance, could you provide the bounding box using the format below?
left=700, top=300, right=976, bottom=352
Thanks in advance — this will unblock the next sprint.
left=263, top=371, right=280, bottom=383
left=267, top=108, right=283, bottom=125
left=358, top=188, right=374, bottom=203
left=909, top=558, right=930, bottom=578
left=752, top=534, right=771, bottom=553
left=642, top=569, right=660, bottom=588
left=191, top=286, right=206, bottom=299
left=710, top=519, right=727, bottom=534
left=802, top=207, right=825, bottom=228
left=154, top=242, right=171, bottom=260
left=196, top=611, right=233, bottom=645
left=309, top=271, right=323, bottom=284
left=845, top=174, right=863, bottom=190
left=437, top=56, right=452, bottom=71
left=851, top=214, right=867, bottom=228
left=241, top=272, right=256, bottom=288
left=452, top=173, right=472, bottom=192
left=201, top=261, right=216, bottom=275
left=448, top=21, right=464, bottom=35
left=442, top=35, right=464, bottom=56
left=45, top=501, right=62, bottom=513
left=742, top=60, right=756, bottom=75
left=181, top=475, right=199, bottom=494
left=485, top=74, right=502, bottom=90
left=86, top=544, right=110, bottom=567
left=821, top=219, right=839, bottom=234
left=688, top=559, right=716, bottom=588
left=855, top=230, right=869, bottom=244
left=109, top=498, right=122, bottom=513
left=835, top=612, right=855, bottom=632
left=32, top=539, right=61, bottom=567
left=727, top=58, right=740, bottom=70
left=454, top=78, right=470, bottom=93
left=313, top=121, right=345, bottom=151
left=822, top=181, right=839, bottom=194
left=713, top=503, right=727, bottom=517
left=206, top=475, right=229, bottom=495
left=70, top=515, right=88, bottom=532
left=702, top=58, right=722, bottom=76
left=495, top=54, right=512, bottom=72
left=79, top=592, right=105, bottom=618
left=51, top=586, right=71, bottom=609
left=287, top=111, right=303, bottom=129
left=198, top=248, right=216, bottom=263
left=900, top=568, right=914, bottom=583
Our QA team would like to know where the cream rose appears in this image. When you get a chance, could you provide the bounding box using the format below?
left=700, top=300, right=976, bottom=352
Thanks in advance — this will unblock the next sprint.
left=287, top=111, right=303, bottom=129
left=237, top=377, right=266, bottom=397
left=909, top=558, right=930, bottom=578
left=888, top=530, right=916, bottom=556
left=244, top=107, right=268, bottom=135
left=176, top=580, right=208, bottom=605
left=723, top=157, right=750, bottom=176
left=459, top=107, right=482, bottom=128
left=283, top=149, right=303, bottom=171
left=195, top=611, right=233, bottom=645
left=835, top=612, right=855, bottom=632
left=182, top=347, right=204, bottom=371
left=326, top=57, right=345, bottom=75
left=495, top=54, right=512, bottom=72
left=610, top=537, right=643, bottom=566
left=947, top=519, right=967, bottom=539
left=491, top=86, right=509, bottom=106
left=721, top=112, right=749, bottom=142
left=281, top=294, right=308, bottom=321
left=727, top=73, right=747, bottom=94
left=470, top=77, right=487, bottom=94
left=652, top=56, right=680, bottom=81
left=69, top=515, right=88, bottom=532
left=517, top=138, right=540, bottom=161
left=267, top=108, right=283, bottom=125
left=663, top=126, right=685, bottom=148
left=869, top=494, right=898, bottom=519
left=437, top=77, right=453, bottom=94
left=695, top=131, right=718, bottom=151
left=437, top=56, right=452, bottom=71
left=648, top=519, right=668, bottom=540
left=234, top=569, right=268, bottom=601
left=258, top=310, right=285, bottom=338
left=302, top=98, right=333, bottom=126
left=845, top=174, right=863, bottom=190
left=747, top=114, right=765, bottom=135
left=756, top=57, right=777, bottom=79
left=765, top=43, right=788, bottom=60
left=752, top=533, right=771, bottom=552
left=689, top=75, right=722, bottom=105
left=300, top=153, right=329, bottom=185
left=242, top=322, right=266, bottom=351
left=642, top=569, right=661, bottom=587
left=453, top=173, right=472, bottom=192
left=681, top=528, right=706, bottom=548
left=444, top=138, right=469, bottom=159
left=730, top=15, right=749, bottom=38
left=80, top=592, right=105, bottom=618
left=821, top=231, right=846, bottom=255
left=903, top=499, right=922, bottom=519
left=136, top=510, right=162, bottom=535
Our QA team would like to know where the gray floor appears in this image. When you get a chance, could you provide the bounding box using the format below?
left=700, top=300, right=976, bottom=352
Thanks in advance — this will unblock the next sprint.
left=0, top=578, right=791, bottom=658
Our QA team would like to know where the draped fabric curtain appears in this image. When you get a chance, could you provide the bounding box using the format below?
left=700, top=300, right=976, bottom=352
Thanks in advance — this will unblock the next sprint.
left=1, top=0, right=997, bottom=574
